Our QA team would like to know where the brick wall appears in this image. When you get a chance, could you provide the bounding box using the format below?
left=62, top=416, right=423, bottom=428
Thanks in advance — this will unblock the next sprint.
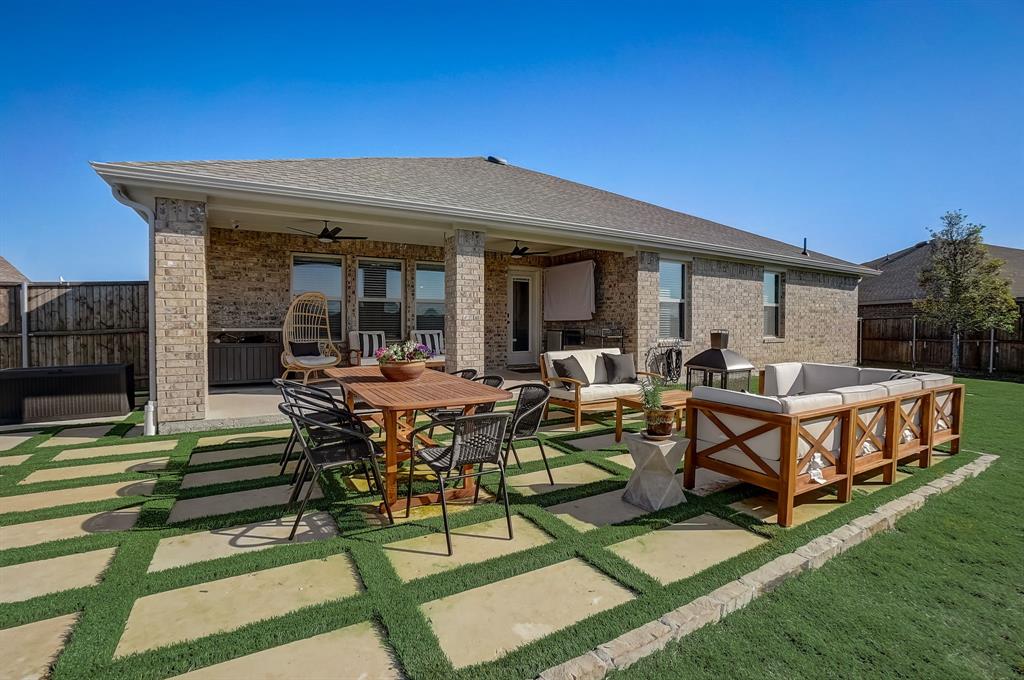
left=444, top=229, right=485, bottom=372
left=153, top=198, right=207, bottom=425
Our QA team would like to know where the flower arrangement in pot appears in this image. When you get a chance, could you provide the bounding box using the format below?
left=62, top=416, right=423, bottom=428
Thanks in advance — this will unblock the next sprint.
left=375, top=340, right=434, bottom=382
left=639, top=376, right=674, bottom=441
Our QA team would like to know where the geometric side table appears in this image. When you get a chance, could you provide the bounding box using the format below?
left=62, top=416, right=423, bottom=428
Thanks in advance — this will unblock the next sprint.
left=621, top=433, right=688, bottom=512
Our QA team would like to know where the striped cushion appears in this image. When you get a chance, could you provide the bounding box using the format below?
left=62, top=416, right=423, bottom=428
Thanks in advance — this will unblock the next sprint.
left=358, top=331, right=386, bottom=358
left=414, top=330, right=445, bottom=356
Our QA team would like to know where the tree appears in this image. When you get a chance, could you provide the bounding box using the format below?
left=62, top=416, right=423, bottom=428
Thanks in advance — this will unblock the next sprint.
left=915, top=210, right=1019, bottom=372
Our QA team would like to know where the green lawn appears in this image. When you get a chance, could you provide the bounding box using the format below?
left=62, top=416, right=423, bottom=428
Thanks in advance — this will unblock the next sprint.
left=613, top=376, right=1024, bottom=679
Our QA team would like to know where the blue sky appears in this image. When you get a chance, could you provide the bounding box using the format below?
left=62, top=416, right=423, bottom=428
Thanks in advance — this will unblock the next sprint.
left=1, top=1, right=1021, bottom=281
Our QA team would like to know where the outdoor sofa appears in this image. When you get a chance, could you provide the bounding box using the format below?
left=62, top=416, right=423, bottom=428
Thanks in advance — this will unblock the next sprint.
left=683, top=362, right=964, bottom=527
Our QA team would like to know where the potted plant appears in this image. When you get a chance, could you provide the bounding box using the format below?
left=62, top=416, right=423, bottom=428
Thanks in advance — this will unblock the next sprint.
left=375, top=340, right=434, bottom=382
left=639, top=377, right=674, bottom=440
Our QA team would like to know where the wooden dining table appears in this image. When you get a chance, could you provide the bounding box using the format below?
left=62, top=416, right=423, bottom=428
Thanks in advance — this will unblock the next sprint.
left=324, top=365, right=512, bottom=513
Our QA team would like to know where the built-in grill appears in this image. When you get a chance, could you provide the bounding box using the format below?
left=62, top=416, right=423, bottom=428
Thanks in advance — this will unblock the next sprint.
left=684, top=329, right=755, bottom=391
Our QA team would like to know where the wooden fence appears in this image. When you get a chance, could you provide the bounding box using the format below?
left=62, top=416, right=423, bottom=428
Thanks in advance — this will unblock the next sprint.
left=858, top=308, right=1024, bottom=374
left=0, top=281, right=148, bottom=389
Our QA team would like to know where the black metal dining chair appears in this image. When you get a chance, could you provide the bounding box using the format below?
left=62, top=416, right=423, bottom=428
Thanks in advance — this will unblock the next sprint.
left=405, top=412, right=513, bottom=555
left=470, top=375, right=505, bottom=415
left=273, top=379, right=366, bottom=476
left=278, top=401, right=394, bottom=538
left=503, top=384, right=554, bottom=484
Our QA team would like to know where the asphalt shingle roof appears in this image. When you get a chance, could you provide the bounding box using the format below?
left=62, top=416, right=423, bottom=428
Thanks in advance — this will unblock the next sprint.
left=0, top=255, right=28, bottom=283
left=860, top=241, right=1024, bottom=304
left=110, top=156, right=860, bottom=271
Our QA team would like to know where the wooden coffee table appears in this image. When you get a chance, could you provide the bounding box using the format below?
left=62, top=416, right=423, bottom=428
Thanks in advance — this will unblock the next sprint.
left=615, top=389, right=692, bottom=442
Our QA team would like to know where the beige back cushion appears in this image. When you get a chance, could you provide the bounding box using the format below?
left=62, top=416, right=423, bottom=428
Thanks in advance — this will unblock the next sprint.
left=543, top=348, right=620, bottom=385
left=801, top=363, right=861, bottom=393
left=763, top=362, right=804, bottom=396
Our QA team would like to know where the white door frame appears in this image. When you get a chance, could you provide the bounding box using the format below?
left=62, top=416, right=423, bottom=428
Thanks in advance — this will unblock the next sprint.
left=507, top=268, right=542, bottom=365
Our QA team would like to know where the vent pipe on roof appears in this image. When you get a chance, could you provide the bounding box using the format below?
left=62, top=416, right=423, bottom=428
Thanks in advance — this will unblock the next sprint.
left=486, top=155, right=508, bottom=165
left=801, top=237, right=809, bottom=256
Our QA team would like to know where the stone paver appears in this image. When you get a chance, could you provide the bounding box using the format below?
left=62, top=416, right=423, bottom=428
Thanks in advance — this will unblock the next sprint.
left=569, top=433, right=627, bottom=452
left=0, top=613, right=78, bottom=680
left=170, top=621, right=400, bottom=680
left=21, top=457, right=169, bottom=485
left=195, top=429, right=291, bottom=448
left=0, top=453, right=32, bottom=467
left=506, top=463, right=613, bottom=496
left=547, top=488, right=649, bottom=532
left=853, top=469, right=911, bottom=494
left=0, top=480, right=156, bottom=515
left=507, top=445, right=562, bottom=465
left=189, top=443, right=286, bottom=466
left=166, top=481, right=321, bottom=524
left=0, top=508, right=141, bottom=551
left=361, top=493, right=488, bottom=528
left=421, top=558, right=634, bottom=668
left=540, top=420, right=605, bottom=435
left=52, top=439, right=177, bottom=462
left=39, top=425, right=113, bottom=447
left=383, top=515, right=552, bottom=581
left=149, top=512, right=338, bottom=572
left=115, top=553, right=361, bottom=657
left=0, top=547, right=118, bottom=603
left=729, top=490, right=842, bottom=526
left=608, top=513, right=766, bottom=585
left=0, top=432, right=40, bottom=451
left=180, top=462, right=294, bottom=489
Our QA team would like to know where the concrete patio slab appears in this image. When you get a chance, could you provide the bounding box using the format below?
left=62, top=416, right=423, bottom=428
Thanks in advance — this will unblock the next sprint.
left=568, top=433, right=627, bottom=451
left=0, top=432, right=40, bottom=452
left=505, top=463, right=613, bottom=496
left=361, top=491, right=491, bottom=528
left=0, top=453, right=32, bottom=467
left=0, top=613, right=78, bottom=680
left=421, top=558, right=634, bottom=669
left=0, top=547, right=118, bottom=603
left=383, top=515, right=553, bottom=582
left=115, top=553, right=360, bottom=657
left=39, top=425, right=114, bottom=447
left=195, top=429, right=291, bottom=448
left=508, top=445, right=563, bottom=465
left=189, top=443, right=286, bottom=466
left=917, top=450, right=953, bottom=467
left=52, top=439, right=177, bottom=462
left=608, top=513, right=766, bottom=585
left=547, top=489, right=649, bottom=532
left=853, top=469, right=912, bottom=494
left=539, top=420, right=605, bottom=435
left=0, top=508, right=141, bottom=551
left=166, top=481, right=321, bottom=524
left=179, top=462, right=294, bottom=489
left=170, top=621, right=400, bottom=680
left=149, top=512, right=338, bottom=572
left=21, top=457, right=169, bottom=485
left=729, top=490, right=843, bottom=526
left=0, top=480, right=156, bottom=515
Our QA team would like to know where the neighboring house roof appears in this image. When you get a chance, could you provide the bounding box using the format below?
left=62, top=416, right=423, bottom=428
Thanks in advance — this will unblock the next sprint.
left=0, top=255, right=28, bottom=283
left=860, top=241, right=1024, bottom=304
left=92, top=156, right=874, bottom=276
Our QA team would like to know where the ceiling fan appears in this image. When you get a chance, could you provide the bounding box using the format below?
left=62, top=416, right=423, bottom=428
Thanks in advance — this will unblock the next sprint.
left=510, top=240, right=550, bottom=258
left=287, top=220, right=367, bottom=243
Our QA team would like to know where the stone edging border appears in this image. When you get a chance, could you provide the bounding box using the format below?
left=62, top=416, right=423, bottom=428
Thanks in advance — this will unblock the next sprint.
left=537, top=453, right=1000, bottom=680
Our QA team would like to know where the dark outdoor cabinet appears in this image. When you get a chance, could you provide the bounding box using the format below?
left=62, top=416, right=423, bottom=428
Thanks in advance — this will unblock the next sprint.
left=208, top=342, right=282, bottom=385
left=0, top=364, right=135, bottom=425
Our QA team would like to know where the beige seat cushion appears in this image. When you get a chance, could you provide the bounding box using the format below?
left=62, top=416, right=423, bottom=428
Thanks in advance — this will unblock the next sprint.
left=779, top=392, right=843, bottom=414
left=291, top=355, right=338, bottom=367
left=914, top=373, right=953, bottom=389
left=877, top=378, right=922, bottom=396
left=550, top=382, right=640, bottom=403
left=829, top=384, right=888, bottom=404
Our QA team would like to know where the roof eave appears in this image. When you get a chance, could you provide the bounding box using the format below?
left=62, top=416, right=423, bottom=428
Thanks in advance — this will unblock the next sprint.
left=91, top=161, right=879, bottom=277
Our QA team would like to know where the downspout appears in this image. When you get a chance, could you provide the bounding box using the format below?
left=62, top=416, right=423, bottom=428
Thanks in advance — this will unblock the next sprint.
left=110, top=184, right=158, bottom=435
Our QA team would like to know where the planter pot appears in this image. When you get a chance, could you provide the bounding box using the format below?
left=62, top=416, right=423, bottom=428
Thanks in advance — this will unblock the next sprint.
left=644, top=407, right=675, bottom=440
left=379, top=360, right=427, bottom=382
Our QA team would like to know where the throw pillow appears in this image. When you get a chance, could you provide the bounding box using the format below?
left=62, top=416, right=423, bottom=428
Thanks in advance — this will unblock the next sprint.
left=602, top=353, right=637, bottom=384
left=552, top=356, right=590, bottom=386
left=290, top=341, right=320, bottom=357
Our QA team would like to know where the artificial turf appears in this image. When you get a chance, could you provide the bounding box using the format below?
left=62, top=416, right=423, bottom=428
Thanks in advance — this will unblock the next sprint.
left=0, top=379, right=1013, bottom=679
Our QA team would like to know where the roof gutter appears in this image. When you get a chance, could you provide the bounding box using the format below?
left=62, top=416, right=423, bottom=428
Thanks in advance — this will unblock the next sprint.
left=92, top=162, right=880, bottom=277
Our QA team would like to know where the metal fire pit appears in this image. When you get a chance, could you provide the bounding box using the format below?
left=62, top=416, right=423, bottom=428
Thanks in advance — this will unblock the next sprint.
left=684, top=329, right=754, bottom=391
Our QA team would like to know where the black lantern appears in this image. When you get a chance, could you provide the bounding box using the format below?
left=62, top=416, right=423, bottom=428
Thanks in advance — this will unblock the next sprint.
left=684, top=329, right=754, bottom=391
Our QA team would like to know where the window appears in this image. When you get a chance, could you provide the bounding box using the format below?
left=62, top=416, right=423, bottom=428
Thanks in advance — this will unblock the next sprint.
left=414, top=263, right=445, bottom=331
left=763, top=271, right=782, bottom=337
left=357, top=259, right=403, bottom=340
left=659, top=260, right=687, bottom=339
left=291, top=255, right=344, bottom=340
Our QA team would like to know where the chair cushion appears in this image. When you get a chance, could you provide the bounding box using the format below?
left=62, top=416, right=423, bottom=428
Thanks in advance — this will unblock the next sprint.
left=349, top=331, right=386, bottom=358
left=801, top=363, right=861, bottom=392
left=413, top=330, right=445, bottom=356
left=779, top=392, right=843, bottom=414
left=692, top=386, right=784, bottom=413
left=602, top=352, right=637, bottom=385
left=552, top=356, right=591, bottom=386
left=763, top=362, right=804, bottom=396
left=914, top=373, right=953, bottom=389
left=549, top=383, right=641, bottom=403
left=293, top=355, right=338, bottom=367
left=829, top=384, right=888, bottom=404
left=877, top=378, right=922, bottom=396
left=543, top=348, right=620, bottom=386
left=290, top=341, right=321, bottom=357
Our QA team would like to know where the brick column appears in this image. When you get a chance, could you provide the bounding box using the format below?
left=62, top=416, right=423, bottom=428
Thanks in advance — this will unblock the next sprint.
left=627, top=251, right=660, bottom=369
left=444, top=229, right=485, bottom=373
left=153, top=198, right=208, bottom=428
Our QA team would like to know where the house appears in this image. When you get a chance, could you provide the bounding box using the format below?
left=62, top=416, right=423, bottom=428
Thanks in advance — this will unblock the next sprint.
left=0, top=255, right=29, bottom=283
left=92, top=156, right=874, bottom=432
left=859, top=240, right=1024, bottom=318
